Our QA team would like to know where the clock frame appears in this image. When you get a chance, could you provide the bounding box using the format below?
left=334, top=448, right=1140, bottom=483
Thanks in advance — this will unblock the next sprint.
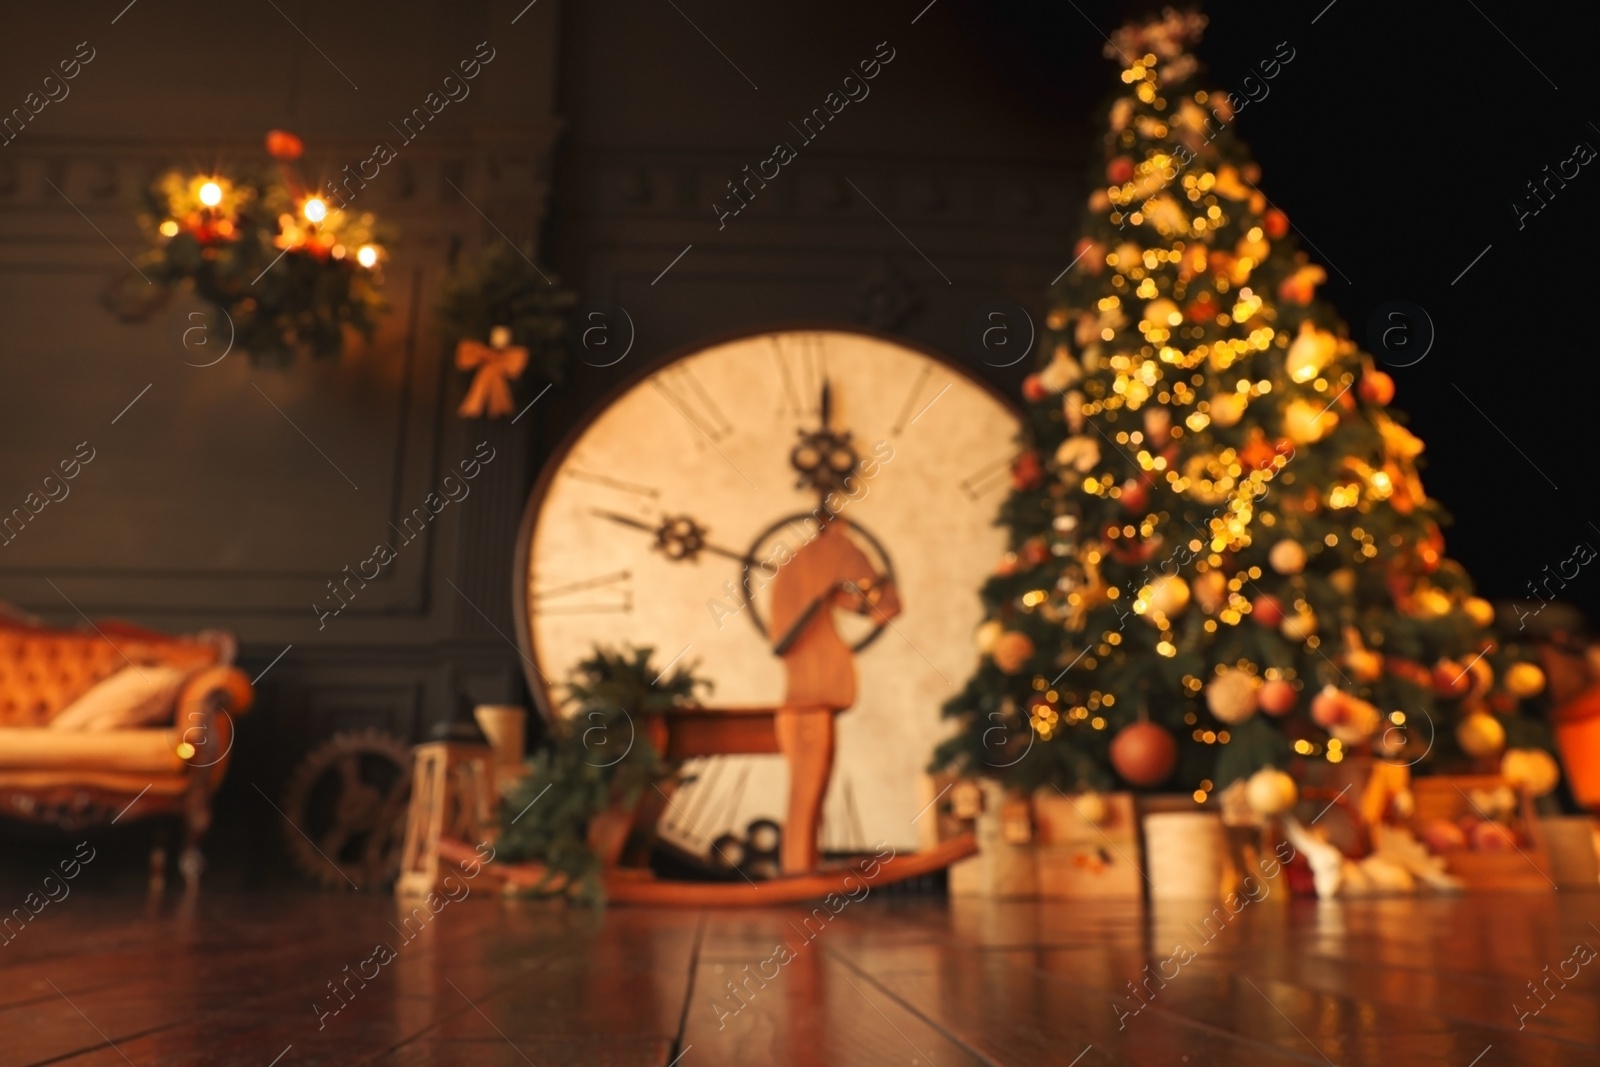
left=512, top=323, right=1023, bottom=853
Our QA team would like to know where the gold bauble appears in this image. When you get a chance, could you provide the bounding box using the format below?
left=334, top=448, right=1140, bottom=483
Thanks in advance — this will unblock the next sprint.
left=1268, top=539, right=1307, bottom=575
left=1411, top=587, right=1452, bottom=619
left=1330, top=697, right=1381, bottom=746
left=1286, top=323, right=1337, bottom=384
left=1504, top=662, right=1546, bottom=699
left=1347, top=649, right=1383, bottom=683
left=1147, top=574, right=1191, bottom=617
left=1501, top=748, right=1561, bottom=797
left=1283, top=399, right=1337, bottom=445
left=1209, top=391, right=1246, bottom=428
left=976, top=619, right=1004, bottom=654
left=1280, top=609, right=1318, bottom=642
left=1073, top=791, right=1109, bottom=825
left=1463, top=597, right=1496, bottom=628
left=1245, top=767, right=1298, bottom=816
left=1193, top=570, right=1227, bottom=614
left=1206, top=669, right=1261, bottom=724
left=1143, top=298, right=1181, bottom=329
left=1456, top=712, right=1506, bottom=759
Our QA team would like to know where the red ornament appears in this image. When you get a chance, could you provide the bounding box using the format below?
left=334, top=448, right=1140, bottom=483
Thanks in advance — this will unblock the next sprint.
left=1020, top=538, right=1050, bottom=567
left=1432, top=660, right=1471, bottom=698
left=1110, top=722, right=1177, bottom=787
left=1263, top=209, right=1290, bottom=238
left=1104, top=528, right=1159, bottom=564
left=1240, top=431, right=1279, bottom=471
left=1471, top=821, right=1516, bottom=851
left=1310, top=687, right=1345, bottom=728
left=1021, top=374, right=1049, bottom=403
left=1251, top=595, right=1285, bottom=628
left=1120, top=478, right=1150, bottom=515
left=1384, top=657, right=1433, bottom=689
left=266, top=129, right=304, bottom=160
left=1011, top=451, right=1044, bottom=491
left=1259, top=679, right=1297, bottom=716
left=1185, top=293, right=1218, bottom=322
left=1074, top=237, right=1104, bottom=276
left=1107, top=156, right=1135, bottom=185
left=1359, top=369, right=1395, bottom=406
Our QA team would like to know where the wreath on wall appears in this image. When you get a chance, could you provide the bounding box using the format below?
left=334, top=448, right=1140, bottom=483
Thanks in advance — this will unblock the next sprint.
left=121, top=130, right=392, bottom=364
left=437, top=242, right=574, bottom=418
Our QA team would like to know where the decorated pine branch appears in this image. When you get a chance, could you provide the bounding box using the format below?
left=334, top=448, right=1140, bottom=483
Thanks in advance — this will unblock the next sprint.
left=495, top=646, right=709, bottom=903
left=934, top=9, right=1549, bottom=798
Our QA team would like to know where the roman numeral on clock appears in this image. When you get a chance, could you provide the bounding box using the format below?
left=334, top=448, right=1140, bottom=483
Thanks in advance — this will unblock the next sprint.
left=531, top=569, right=633, bottom=614
left=958, top=452, right=1019, bottom=501
left=654, top=364, right=733, bottom=444
left=890, top=362, right=952, bottom=437
left=771, top=333, right=826, bottom=418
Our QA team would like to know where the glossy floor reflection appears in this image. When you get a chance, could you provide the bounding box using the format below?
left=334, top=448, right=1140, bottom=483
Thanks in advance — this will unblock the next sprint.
left=1, top=889, right=1596, bottom=1065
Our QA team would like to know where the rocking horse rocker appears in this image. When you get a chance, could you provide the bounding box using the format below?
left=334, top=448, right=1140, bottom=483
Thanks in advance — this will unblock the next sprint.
left=428, top=378, right=980, bottom=903
left=437, top=515, right=978, bottom=904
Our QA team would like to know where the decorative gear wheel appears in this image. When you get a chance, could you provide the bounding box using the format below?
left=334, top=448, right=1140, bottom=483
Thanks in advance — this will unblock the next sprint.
left=282, top=730, right=412, bottom=890
left=654, top=514, right=709, bottom=561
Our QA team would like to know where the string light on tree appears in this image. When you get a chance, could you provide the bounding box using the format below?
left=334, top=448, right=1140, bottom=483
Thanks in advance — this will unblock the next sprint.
left=933, top=9, right=1550, bottom=797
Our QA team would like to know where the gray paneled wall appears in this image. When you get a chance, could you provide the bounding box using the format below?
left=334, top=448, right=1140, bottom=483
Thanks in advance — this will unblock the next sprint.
left=1, top=0, right=1092, bottom=878
left=0, top=1, right=563, bottom=811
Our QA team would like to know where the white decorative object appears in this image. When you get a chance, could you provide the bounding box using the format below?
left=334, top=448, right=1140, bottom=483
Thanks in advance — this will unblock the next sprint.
left=1206, top=669, right=1261, bottom=724
left=1143, top=811, right=1229, bottom=900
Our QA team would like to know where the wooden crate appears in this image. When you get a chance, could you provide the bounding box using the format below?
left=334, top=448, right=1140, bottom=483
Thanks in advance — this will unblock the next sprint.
left=948, top=784, right=1143, bottom=900
left=948, top=780, right=1037, bottom=897
left=1411, top=775, right=1555, bottom=893
left=1031, top=790, right=1142, bottom=900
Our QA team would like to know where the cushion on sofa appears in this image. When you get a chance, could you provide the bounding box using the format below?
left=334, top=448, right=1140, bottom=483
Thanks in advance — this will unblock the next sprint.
left=48, top=665, right=189, bottom=731
left=0, top=618, right=224, bottom=726
left=0, top=728, right=187, bottom=773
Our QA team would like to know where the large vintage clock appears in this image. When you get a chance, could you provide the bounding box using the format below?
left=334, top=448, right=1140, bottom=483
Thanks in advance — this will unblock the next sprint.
left=514, top=326, right=1022, bottom=854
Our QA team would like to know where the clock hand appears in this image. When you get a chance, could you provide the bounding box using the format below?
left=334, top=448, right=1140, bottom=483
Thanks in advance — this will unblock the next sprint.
left=590, top=509, right=748, bottom=563
left=791, top=376, right=860, bottom=496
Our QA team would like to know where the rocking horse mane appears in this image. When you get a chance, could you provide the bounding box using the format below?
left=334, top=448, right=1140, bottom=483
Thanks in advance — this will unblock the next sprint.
left=767, top=519, right=874, bottom=641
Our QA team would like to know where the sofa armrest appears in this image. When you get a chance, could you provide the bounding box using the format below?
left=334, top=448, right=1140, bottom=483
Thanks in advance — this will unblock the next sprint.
left=176, top=665, right=255, bottom=720
left=171, top=666, right=252, bottom=777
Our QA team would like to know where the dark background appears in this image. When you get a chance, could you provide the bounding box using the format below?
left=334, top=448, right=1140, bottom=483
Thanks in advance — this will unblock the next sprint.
left=0, top=0, right=1588, bottom=886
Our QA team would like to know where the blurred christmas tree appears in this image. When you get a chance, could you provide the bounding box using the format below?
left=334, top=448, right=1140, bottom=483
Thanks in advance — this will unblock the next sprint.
left=934, top=9, right=1548, bottom=797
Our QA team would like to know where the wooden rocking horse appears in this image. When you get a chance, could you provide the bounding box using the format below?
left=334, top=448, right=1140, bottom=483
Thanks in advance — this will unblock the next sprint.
left=431, top=516, right=977, bottom=905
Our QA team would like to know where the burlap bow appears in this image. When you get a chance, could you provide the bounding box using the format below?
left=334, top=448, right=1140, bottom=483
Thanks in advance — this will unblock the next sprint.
left=455, top=338, right=529, bottom=419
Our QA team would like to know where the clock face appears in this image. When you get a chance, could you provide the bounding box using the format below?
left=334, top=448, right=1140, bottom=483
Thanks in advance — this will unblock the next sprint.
left=516, top=328, right=1022, bottom=854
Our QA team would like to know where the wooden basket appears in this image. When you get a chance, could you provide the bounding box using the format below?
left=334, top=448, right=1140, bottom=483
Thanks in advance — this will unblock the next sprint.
left=1410, top=775, right=1554, bottom=892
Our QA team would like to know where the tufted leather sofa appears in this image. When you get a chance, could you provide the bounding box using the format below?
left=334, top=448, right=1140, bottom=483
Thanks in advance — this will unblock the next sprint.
left=0, top=616, right=253, bottom=886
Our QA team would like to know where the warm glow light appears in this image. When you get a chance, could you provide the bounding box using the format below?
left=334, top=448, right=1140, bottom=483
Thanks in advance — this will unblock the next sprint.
left=176, top=742, right=196, bottom=759
left=159, top=220, right=180, bottom=237
left=198, top=181, right=223, bottom=207
left=303, top=197, right=328, bottom=223
left=356, top=244, right=379, bottom=268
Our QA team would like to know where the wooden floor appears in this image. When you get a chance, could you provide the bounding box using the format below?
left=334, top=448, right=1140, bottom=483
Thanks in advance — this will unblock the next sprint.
left=2, top=888, right=1598, bottom=1066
